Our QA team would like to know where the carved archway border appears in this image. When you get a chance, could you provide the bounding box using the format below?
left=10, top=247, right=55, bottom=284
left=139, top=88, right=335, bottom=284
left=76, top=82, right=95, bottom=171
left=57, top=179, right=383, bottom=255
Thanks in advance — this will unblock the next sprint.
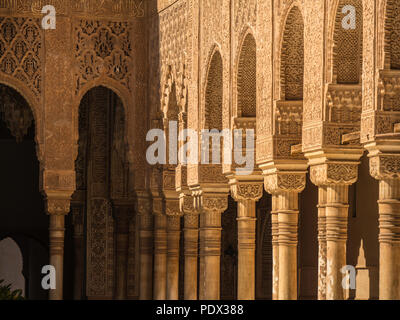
left=0, top=75, right=43, bottom=163
left=274, top=1, right=304, bottom=101
left=233, top=26, right=257, bottom=120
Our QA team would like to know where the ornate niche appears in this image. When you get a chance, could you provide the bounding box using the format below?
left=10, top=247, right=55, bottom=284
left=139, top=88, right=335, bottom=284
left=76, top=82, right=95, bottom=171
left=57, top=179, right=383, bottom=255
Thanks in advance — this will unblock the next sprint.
left=274, top=6, right=304, bottom=160
left=0, top=17, right=41, bottom=101
left=324, top=0, right=363, bottom=147
left=75, top=86, right=134, bottom=299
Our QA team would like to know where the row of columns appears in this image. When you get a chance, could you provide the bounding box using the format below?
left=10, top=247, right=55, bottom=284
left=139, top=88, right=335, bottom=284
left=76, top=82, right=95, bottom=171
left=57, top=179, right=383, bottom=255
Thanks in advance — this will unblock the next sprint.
left=47, top=156, right=400, bottom=300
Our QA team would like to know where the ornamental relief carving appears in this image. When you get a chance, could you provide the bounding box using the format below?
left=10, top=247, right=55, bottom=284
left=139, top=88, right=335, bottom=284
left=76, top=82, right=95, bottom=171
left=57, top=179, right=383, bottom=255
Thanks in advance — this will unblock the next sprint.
left=202, top=195, right=228, bottom=214
left=310, top=163, right=358, bottom=186
left=370, top=155, right=400, bottom=180
left=231, top=183, right=263, bottom=201
left=0, top=17, right=41, bottom=101
left=74, top=19, right=132, bottom=95
left=0, top=0, right=144, bottom=17
left=264, top=172, right=306, bottom=194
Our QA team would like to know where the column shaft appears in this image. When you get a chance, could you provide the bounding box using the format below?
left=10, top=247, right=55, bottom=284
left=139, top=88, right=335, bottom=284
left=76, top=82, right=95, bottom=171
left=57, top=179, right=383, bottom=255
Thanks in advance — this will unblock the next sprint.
left=271, top=197, right=279, bottom=300
left=153, top=214, right=167, bottom=300
left=139, top=213, right=153, bottom=300
left=237, top=199, right=256, bottom=300
left=275, top=191, right=299, bottom=300
left=317, top=186, right=327, bottom=300
left=378, top=179, right=400, bottom=300
left=49, top=214, right=65, bottom=300
left=325, top=184, right=349, bottom=300
left=166, top=215, right=181, bottom=300
left=199, top=210, right=222, bottom=300
left=184, top=214, right=199, bottom=300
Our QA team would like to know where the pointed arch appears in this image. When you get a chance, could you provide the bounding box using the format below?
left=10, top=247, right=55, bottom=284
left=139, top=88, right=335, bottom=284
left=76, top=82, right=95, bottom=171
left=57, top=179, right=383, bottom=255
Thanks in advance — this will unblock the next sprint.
left=237, top=32, right=257, bottom=117
left=204, top=49, right=223, bottom=130
left=280, top=6, right=304, bottom=101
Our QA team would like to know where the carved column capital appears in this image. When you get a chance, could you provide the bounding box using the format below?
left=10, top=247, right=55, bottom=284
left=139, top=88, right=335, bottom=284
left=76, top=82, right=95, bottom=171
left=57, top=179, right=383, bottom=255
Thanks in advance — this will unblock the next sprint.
left=310, top=162, right=359, bottom=186
left=45, top=190, right=73, bottom=216
left=201, top=195, right=228, bottom=214
left=179, top=194, right=199, bottom=215
left=369, top=155, right=400, bottom=181
left=165, top=198, right=183, bottom=217
left=264, top=172, right=306, bottom=194
left=231, top=182, right=263, bottom=202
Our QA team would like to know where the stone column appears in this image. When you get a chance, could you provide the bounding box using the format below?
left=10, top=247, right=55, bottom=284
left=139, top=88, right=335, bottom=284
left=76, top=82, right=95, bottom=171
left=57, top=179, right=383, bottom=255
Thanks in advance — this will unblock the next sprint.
left=184, top=213, right=199, bottom=300
left=231, top=183, right=263, bottom=300
left=166, top=214, right=181, bottom=300
left=180, top=194, right=199, bottom=300
left=112, top=201, right=133, bottom=300
left=153, top=213, right=167, bottom=300
left=71, top=202, right=85, bottom=300
left=310, top=162, right=359, bottom=300
left=46, top=193, right=72, bottom=300
left=137, top=196, right=153, bottom=300
left=198, top=195, right=228, bottom=300
left=369, top=155, right=400, bottom=299
left=271, top=199, right=279, bottom=300
left=264, top=172, right=306, bottom=300
left=317, top=186, right=327, bottom=300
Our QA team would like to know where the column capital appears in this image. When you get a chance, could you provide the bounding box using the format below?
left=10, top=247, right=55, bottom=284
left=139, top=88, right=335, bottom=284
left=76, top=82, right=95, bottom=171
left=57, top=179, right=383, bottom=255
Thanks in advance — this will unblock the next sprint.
left=201, top=194, right=228, bottom=215
left=165, top=198, right=183, bottom=217
left=264, top=171, right=306, bottom=194
left=310, top=162, right=359, bottom=186
left=230, top=182, right=263, bottom=202
left=45, top=190, right=73, bottom=216
left=179, top=193, right=199, bottom=215
left=369, top=154, right=400, bottom=181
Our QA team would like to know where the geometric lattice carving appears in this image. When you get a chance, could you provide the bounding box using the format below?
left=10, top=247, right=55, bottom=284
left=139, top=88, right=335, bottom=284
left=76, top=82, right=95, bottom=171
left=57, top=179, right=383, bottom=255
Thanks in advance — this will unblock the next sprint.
left=280, top=7, right=304, bottom=101
left=205, top=51, right=223, bottom=130
left=333, top=0, right=363, bottom=84
left=0, top=17, right=41, bottom=99
left=74, top=20, right=132, bottom=94
left=388, top=0, right=400, bottom=69
left=237, top=33, right=256, bottom=117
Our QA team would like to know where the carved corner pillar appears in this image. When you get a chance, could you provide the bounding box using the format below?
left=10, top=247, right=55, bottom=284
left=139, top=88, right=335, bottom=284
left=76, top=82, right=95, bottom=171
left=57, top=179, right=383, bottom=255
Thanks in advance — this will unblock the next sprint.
left=112, top=199, right=134, bottom=300
left=195, top=193, right=228, bottom=300
left=165, top=198, right=182, bottom=300
left=264, top=171, right=306, bottom=300
left=230, top=180, right=263, bottom=300
left=45, top=191, right=73, bottom=301
left=136, top=193, right=153, bottom=300
left=309, top=161, right=360, bottom=300
left=367, top=148, right=400, bottom=300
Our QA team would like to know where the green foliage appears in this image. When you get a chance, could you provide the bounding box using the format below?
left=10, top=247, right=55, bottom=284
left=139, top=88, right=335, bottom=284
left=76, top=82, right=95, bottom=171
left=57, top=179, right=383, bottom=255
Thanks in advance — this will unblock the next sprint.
left=0, top=279, right=24, bottom=300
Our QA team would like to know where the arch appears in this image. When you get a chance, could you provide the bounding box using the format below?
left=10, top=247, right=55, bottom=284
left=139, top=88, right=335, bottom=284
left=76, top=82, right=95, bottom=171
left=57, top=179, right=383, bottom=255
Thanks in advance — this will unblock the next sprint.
left=204, top=49, right=223, bottom=130
left=280, top=6, right=304, bottom=101
left=332, top=0, right=363, bottom=84
left=74, top=80, right=132, bottom=156
left=0, top=237, right=25, bottom=296
left=0, top=78, right=42, bottom=160
left=384, top=0, right=400, bottom=69
left=236, top=31, right=257, bottom=117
